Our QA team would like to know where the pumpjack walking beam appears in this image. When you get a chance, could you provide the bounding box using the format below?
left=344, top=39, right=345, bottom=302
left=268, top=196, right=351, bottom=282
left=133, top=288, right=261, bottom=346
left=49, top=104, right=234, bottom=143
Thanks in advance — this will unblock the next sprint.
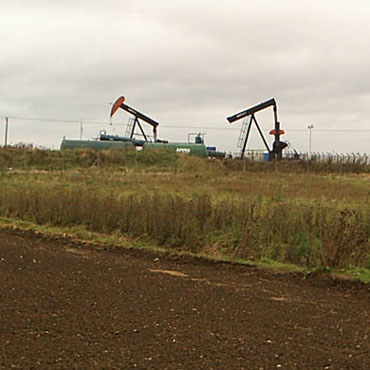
left=227, top=98, right=277, bottom=124
left=110, top=96, right=159, bottom=141
left=227, top=98, right=287, bottom=160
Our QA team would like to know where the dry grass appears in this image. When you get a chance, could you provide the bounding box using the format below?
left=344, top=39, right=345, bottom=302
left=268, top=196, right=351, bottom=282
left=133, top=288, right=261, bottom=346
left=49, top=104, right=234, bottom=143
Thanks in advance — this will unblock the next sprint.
left=0, top=147, right=369, bottom=270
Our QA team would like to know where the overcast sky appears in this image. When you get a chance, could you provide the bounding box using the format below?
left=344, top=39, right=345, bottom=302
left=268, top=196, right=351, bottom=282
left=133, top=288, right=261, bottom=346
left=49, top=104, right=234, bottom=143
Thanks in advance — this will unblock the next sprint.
left=1, top=0, right=370, bottom=154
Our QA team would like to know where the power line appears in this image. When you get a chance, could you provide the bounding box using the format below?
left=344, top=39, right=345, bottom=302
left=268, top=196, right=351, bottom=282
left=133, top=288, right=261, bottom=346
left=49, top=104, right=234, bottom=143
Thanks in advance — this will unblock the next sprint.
left=305, top=129, right=370, bottom=132
left=1, top=115, right=370, bottom=132
left=0, top=115, right=123, bottom=125
left=162, top=126, right=370, bottom=132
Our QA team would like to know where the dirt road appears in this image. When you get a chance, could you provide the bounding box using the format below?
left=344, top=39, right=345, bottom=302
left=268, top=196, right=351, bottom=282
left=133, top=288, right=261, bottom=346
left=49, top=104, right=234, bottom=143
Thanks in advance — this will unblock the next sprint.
left=0, top=230, right=369, bottom=369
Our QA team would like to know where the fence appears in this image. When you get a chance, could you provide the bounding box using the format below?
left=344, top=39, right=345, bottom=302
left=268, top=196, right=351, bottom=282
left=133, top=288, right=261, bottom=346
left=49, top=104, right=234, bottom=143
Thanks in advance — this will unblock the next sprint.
left=284, top=151, right=370, bottom=165
left=238, top=150, right=370, bottom=165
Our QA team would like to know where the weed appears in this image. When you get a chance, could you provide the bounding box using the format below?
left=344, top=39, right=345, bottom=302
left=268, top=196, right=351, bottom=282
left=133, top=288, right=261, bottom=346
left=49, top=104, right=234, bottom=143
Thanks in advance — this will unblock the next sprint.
left=0, top=147, right=369, bottom=271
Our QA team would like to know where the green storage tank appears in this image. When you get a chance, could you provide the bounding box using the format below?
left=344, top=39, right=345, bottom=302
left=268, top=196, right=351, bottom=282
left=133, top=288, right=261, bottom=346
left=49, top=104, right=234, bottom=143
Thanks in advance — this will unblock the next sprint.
left=143, top=142, right=208, bottom=157
left=60, top=139, right=134, bottom=150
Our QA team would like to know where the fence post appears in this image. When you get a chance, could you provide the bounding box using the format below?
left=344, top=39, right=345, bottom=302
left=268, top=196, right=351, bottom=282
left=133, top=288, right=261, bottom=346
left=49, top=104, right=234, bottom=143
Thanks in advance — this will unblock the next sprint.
left=4, top=117, right=9, bottom=146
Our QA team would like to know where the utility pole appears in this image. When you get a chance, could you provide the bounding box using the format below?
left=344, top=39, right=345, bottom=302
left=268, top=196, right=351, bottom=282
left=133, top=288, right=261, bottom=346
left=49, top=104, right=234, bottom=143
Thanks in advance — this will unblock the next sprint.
left=4, top=117, right=9, bottom=146
left=308, top=124, right=314, bottom=156
left=80, top=121, right=83, bottom=140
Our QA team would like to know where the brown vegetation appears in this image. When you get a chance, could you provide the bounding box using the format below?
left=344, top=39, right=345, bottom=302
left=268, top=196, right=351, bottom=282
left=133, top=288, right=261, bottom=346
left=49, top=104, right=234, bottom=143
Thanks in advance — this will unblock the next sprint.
left=0, top=147, right=369, bottom=272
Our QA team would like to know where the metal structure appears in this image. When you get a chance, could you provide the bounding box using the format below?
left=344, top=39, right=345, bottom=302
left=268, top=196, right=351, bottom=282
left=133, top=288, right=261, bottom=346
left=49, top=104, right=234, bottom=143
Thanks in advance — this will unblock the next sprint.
left=107, top=98, right=225, bottom=158
left=110, top=96, right=159, bottom=142
left=227, top=98, right=287, bottom=160
left=99, top=130, right=146, bottom=147
left=60, top=96, right=224, bottom=159
left=60, top=139, right=134, bottom=150
left=144, top=141, right=209, bottom=157
left=4, top=117, right=9, bottom=146
left=188, top=132, right=205, bottom=144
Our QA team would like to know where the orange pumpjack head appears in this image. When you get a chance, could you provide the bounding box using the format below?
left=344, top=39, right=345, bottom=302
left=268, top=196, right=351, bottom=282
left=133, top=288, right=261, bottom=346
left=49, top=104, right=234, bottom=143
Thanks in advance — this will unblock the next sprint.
left=110, top=96, right=125, bottom=117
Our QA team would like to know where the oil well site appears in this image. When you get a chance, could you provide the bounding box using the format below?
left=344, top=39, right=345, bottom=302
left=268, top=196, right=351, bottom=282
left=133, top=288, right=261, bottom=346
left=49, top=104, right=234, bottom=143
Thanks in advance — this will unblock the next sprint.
left=57, top=95, right=370, bottom=166
left=60, top=95, right=290, bottom=162
left=3, top=0, right=370, bottom=368
left=1, top=94, right=370, bottom=369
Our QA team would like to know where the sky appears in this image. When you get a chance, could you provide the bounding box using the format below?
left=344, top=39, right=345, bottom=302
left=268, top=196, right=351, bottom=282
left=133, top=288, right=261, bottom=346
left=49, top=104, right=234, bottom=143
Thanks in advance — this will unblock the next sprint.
left=1, top=0, right=370, bottom=154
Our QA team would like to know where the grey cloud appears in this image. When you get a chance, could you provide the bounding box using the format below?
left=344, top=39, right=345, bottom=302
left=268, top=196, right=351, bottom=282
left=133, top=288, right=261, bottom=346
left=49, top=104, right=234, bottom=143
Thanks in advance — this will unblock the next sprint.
left=0, top=1, right=369, bottom=153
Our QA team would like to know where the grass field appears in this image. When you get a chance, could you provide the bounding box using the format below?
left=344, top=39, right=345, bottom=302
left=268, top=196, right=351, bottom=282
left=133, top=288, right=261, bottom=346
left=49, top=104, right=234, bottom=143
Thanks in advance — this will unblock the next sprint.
left=0, top=147, right=369, bottom=281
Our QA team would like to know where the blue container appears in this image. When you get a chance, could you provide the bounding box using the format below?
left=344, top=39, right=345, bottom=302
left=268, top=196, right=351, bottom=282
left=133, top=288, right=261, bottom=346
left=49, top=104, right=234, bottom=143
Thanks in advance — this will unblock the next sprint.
left=263, top=152, right=270, bottom=162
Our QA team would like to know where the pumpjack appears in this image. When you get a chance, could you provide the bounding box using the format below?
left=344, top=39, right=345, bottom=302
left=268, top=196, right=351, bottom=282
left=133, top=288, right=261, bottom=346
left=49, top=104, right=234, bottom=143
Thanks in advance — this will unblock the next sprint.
left=109, top=96, right=159, bottom=142
left=99, top=96, right=224, bottom=158
left=227, top=98, right=288, bottom=160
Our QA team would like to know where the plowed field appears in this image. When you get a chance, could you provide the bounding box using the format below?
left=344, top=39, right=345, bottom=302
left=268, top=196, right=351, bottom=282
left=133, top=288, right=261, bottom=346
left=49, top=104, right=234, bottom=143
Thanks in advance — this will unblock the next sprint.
left=0, top=230, right=369, bottom=369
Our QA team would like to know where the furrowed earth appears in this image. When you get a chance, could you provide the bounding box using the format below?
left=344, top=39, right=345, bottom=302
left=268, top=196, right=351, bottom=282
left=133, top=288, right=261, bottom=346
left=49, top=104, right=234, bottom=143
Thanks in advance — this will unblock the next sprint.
left=0, top=230, right=369, bottom=369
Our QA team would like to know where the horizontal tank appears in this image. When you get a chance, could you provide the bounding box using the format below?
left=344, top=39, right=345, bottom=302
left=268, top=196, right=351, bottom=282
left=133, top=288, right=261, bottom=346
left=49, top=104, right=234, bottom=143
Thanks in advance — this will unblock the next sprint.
left=143, top=142, right=208, bottom=157
left=60, top=139, right=134, bottom=150
left=99, top=133, right=146, bottom=147
left=207, top=149, right=226, bottom=159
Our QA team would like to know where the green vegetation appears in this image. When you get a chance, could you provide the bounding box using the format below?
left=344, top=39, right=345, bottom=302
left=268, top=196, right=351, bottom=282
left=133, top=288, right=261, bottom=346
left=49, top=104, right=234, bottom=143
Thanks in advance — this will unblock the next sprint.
left=0, top=146, right=178, bottom=170
left=0, top=147, right=369, bottom=281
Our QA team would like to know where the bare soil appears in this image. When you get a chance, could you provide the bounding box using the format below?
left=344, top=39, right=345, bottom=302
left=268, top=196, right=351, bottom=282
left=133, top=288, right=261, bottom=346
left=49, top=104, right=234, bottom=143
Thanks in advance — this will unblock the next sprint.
left=0, top=230, right=369, bottom=369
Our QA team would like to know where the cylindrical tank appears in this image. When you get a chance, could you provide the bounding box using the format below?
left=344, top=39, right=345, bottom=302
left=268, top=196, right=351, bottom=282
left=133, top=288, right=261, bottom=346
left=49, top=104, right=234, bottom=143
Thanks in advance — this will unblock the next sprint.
left=207, top=149, right=226, bottom=159
left=195, top=134, right=204, bottom=144
left=143, top=142, right=208, bottom=157
left=99, top=133, right=146, bottom=147
left=60, top=139, right=134, bottom=150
